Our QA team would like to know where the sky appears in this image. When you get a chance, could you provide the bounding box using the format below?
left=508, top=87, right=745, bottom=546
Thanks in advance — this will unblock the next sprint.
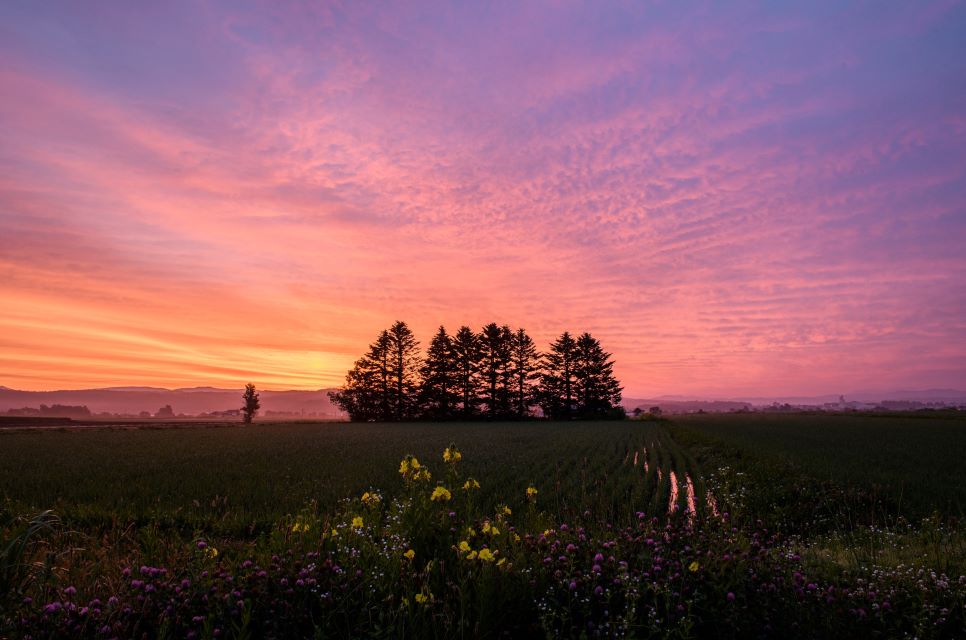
left=1, top=1, right=965, bottom=398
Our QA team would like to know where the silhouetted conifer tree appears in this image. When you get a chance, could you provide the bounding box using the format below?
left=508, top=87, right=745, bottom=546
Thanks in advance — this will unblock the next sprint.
left=479, top=323, right=513, bottom=419
left=573, top=332, right=623, bottom=418
left=418, top=326, right=458, bottom=419
left=387, top=321, right=421, bottom=420
left=509, top=327, right=540, bottom=418
left=451, top=326, right=482, bottom=418
left=329, top=330, right=392, bottom=421
left=539, top=331, right=577, bottom=419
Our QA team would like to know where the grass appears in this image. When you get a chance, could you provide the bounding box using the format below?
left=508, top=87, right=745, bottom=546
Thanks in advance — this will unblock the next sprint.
left=1, top=414, right=965, bottom=638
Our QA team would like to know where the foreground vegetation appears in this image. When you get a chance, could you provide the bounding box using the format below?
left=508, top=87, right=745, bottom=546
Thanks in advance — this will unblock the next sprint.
left=1, top=414, right=964, bottom=637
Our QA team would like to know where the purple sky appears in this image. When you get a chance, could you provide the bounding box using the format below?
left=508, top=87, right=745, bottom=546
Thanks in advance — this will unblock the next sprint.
left=1, top=1, right=965, bottom=396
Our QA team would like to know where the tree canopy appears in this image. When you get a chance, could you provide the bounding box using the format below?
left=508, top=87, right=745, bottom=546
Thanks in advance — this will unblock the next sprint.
left=329, top=321, right=623, bottom=422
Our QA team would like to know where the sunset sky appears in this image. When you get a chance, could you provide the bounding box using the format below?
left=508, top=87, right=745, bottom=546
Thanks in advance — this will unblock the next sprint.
left=2, top=2, right=965, bottom=397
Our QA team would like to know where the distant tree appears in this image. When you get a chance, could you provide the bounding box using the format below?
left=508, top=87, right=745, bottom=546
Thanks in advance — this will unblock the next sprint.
left=450, top=326, right=482, bottom=418
left=573, top=332, right=623, bottom=418
left=479, top=323, right=513, bottom=419
left=539, top=331, right=578, bottom=419
left=386, top=320, right=421, bottom=420
left=242, top=383, right=260, bottom=423
left=509, top=327, right=541, bottom=418
left=419, top=326, right=458, bottom=420
left=155, top=404, right=175, bottom=418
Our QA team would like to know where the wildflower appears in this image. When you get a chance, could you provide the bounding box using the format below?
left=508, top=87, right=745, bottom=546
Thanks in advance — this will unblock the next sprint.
left=351, top=516, right=364, bottom=529
left=443, top=444, right=462, bottom=463
left=726, top=592, right=736, bottom=602
left=403, top=549, right=415, bottom=560
left=291, top=521, right=310, bottom=533
left=497, top=558, right=507, bottom=567
left=330, top=529, right=339, bottom=538
left=490, top=526, right=501, bottom=536
left=526, top=486, right=538, bottom=499
left=361, top=491, right=381, bottom=506
left=458, top=541, right=471, bottom=553
left=463, top=478, right=480, bottom=491
left=415, top=591, right=432, bottom=604
left=467, top=527, right=477, bottom=538
left=478, top=548, right=496, bottom=562
left=466, top=550, right=478, bottom=560
left=689, top=561, right=700, bottom=573
left=430, top=486, right=452, bottom=502
left=414, top=467, right=432, bottom=482
left=500, top=505, right=512, bottom=516
left=513, top=533, right=521, bottom=543
left=399, top=455, right=424, bottom=480
left=204, top=547, right=219, bottom=559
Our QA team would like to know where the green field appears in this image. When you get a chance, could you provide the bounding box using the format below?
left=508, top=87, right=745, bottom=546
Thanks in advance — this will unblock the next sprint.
left=2, top=414, right=965, bottom=638
left=671, top=412, right=966, bottom=520
left=0, top=421, right=703, bottom=536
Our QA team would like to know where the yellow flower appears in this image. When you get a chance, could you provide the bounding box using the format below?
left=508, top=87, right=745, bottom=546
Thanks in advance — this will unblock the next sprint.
left=481, top=521, right=491, bottom=534
left=351, top=516, right=364, bottom=529
left=458, top=540, right=471, bottom=553
left=500, top=505, right=512, bottom=516
left=467, top=527, right=476, bottom=538
left=430, top=486, right=452, bottom=502
left=513, top=533, right=521, bottom=543
left=291, top=521, right=310, bottom=533
left=414, top=592, right=431, bottom=604
left=466, top=550, right=478, bottom=560
left=526, top=486, right=538, bottom=499
left=463, top=478, right=480, bottom=491
left=443, top=445, right=462, bottom=463
left=204, top=547, right=218, bottom=558
left=400, top=455, right=422, bottom=479
left=542, top=529, right=554, bottom=537
left=361, top=491, right=381, bottom=506
left=497, top=558, right=507, bottom=567
left=330, top=528, right=339, bottom=538
left=403, top=549, right=415, bottom=560
left=414, top=468, right=432, bottom=482
left=688, top=561, right=699, bottom=573
left=478, top=548, right=495, bottom=562
left=490, top=526, right=501, bottom=536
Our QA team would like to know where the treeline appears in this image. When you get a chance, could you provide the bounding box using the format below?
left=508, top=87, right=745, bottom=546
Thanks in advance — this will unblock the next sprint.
left=328, top=321, right=623, bottom=422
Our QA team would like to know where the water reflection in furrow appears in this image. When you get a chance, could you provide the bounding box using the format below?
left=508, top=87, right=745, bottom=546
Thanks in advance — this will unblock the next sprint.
left=668, top=471, right=679, bottom=514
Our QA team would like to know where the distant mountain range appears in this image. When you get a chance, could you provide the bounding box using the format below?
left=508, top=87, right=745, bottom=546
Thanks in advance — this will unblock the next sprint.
left=622, top=389, right=966, bottom=413
left=1, top=386, right=963, bottom=418
left=0, top=386, right=345, bottom=417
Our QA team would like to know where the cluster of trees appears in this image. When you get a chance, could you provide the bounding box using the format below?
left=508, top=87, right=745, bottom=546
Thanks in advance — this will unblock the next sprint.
left=329, top=321, right=623, bottom=422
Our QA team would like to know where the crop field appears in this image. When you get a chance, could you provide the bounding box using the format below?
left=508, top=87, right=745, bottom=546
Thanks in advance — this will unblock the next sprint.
left=2, top=415, right=965, bottom=638
left=671, top=412, right=966, bottom=520
left=0, top=421, right=694, bottom=535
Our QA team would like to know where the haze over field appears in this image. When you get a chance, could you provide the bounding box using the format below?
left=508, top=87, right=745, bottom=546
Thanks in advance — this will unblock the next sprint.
left=1, top=2, right=965, bottom=398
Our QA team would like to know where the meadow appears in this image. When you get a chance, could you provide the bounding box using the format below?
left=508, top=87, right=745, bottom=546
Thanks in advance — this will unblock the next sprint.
left=2, top=414, right=965, bottom=638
